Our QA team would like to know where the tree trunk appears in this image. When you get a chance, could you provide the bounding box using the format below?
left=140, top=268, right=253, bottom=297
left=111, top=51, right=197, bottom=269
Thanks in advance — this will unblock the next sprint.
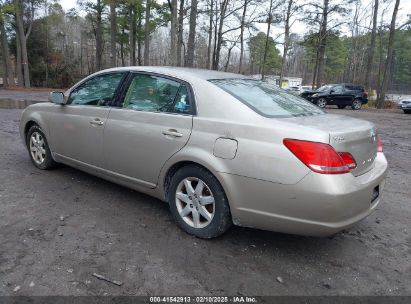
left=316, top=0, right=329, bottom=89
left=238, top=0, right=247, bottom=74
left=129, top=6, right=136, bottom=65
left=207, top=0, right=213, bottom=69
left=364, top=0, right=378, bottom=90
left=262, top=0, right=273, bottom=80
left=224, top=44, right=235, bottom=72
left=0, top=12, right=13, bottom=86
left=212, top=4, right=218, bottom=68
left=312, top=48, right=320, bottom=88
left=176, top=0, right=184, bottom=66
left=120, top=24, right=125, bottom=66
left=279, top=0, right=293, bottom=88
left=377, top=0, right=400, bottom=109
left=170, top=0, right=178, bottom=66
left=15, top=27, right=23, bottom=87
left=185, top=0, right=197, bottom=67
left=95, top=0, right=103, bottom=70
left=110, top=1, right=117, bottom=67
left=137, top=12, right=142, bottom=65
left=144, top=0, right=151, bottom=65
left=212, top=0, right=228, bottom=70
left=15, top=0, right=30, bottom=87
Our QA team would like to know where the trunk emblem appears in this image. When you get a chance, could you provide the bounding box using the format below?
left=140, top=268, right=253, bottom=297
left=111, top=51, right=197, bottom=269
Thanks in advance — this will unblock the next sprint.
left=333, top=136, right=345, bottom=142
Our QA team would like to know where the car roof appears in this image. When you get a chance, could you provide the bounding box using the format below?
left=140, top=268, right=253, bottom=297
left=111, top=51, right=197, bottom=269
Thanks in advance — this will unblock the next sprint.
left=94, top=66, right=248, bottom=81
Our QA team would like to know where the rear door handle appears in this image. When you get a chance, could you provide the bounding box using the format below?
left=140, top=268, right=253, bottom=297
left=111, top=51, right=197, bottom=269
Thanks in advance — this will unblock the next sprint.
left=90, top=118, right=104, bottom=126
left=162, top=129, right=183, bottom=138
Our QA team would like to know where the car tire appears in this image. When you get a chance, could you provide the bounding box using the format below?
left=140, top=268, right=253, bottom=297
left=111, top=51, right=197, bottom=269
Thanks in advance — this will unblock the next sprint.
left=351, top=99, right=362, bottom=110
left=26, top=125, right=57, bottom=170
left=403, top=110, right=411, bottom=114
left=167, top=165, right=232, bottom=239
left=316, top=98, right=327, bottom=108
left=337, top=105, right=346, bottom=109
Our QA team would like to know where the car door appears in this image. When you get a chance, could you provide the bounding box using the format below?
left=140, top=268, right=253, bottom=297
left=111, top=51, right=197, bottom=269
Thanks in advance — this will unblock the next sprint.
left=49, top=72, right=126, bottom=168
left=103, top=72, right=193, bottom=188
left=329, top=85, right=344, bottom=105
left=343, top=85, right=357, bottom=104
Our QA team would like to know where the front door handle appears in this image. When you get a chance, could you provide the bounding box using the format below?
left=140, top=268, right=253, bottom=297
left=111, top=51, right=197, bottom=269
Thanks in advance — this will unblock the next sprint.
left=90, top=119, right=104, bottom=126
left=162, top=129, right=183, bottom=138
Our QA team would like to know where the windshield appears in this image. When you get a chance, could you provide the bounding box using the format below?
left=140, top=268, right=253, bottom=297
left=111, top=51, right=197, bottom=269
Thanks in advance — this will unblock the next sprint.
left=209, top=79, right=324, bottom=117
left=317, top=85, right=334, bottom=92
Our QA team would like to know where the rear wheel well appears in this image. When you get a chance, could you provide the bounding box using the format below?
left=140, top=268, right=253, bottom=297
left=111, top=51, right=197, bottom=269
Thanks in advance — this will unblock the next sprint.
left=164, top=161, right=219, bottom=198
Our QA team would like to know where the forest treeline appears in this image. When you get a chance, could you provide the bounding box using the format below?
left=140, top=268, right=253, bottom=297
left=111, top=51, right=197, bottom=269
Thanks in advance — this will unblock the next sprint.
left=0, top=0, right=410, bottom=108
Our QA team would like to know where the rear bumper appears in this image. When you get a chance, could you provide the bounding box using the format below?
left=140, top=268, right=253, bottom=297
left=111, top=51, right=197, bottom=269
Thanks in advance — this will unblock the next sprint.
left=222, top=153, right=388, bottom=236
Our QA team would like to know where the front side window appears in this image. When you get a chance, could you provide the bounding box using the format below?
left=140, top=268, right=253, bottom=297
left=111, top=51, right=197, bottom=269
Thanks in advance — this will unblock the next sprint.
left=123, top=74, right=192, bottom=114
left=68, top=73, right=124, bottom=106
left=210, top=79, right=324, bottom=117
left=317, top=85, right=333, bottom=92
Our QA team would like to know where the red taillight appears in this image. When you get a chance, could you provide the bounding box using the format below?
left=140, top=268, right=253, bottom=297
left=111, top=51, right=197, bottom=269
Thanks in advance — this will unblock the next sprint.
left=283, top=139, right=355, bottom=174
left=377, top=135, right=383, bottom=152
left=338, top=152, right=357, bottom=170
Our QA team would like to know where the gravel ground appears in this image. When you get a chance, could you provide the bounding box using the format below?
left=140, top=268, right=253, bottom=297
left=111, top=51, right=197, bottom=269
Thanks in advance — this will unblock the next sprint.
left=0, top=106, right=410, bottom=296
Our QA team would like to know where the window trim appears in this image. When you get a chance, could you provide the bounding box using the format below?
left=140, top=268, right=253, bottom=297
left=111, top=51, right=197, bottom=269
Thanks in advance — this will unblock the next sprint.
left=115, top=71, right=197, bottom=116
left=66, top=72, right=129, bottom=107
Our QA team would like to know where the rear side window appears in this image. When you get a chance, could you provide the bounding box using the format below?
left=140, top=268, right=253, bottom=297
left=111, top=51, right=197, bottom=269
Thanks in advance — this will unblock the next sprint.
left=209, top=79, right=324, bottom=117
left=122, top=74, right=192, bottom=114
left=345, top=85, right=364, bottom=91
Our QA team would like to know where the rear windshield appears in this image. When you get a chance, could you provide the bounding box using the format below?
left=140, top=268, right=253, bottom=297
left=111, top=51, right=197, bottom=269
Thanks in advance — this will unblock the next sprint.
left=209, top=79, right=324, bottom=118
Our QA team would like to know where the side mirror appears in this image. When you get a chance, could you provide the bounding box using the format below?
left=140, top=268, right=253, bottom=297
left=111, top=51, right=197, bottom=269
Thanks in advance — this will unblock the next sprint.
left=330, top=90, right=335, bottom=94
left=49, top=91, right=65, bottom=104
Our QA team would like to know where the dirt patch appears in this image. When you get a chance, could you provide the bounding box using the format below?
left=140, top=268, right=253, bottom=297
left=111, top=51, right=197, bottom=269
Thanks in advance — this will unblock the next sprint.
left=0, top=108, right=410, bottom=296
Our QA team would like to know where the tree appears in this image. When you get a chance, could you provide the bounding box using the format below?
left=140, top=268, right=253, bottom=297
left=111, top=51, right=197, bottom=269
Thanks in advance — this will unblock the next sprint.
left=185, top=0, right=197, bottom=67
left=78, top=0, right=106, bottom=71
left=176, top=0, right=184, bottom=66
left=14, top=0, right=35, bottom=87
left=377, top=0, right=401, bottom=109
left=169, top=0, right=178, bottom=65
left=279, top=0, right=300, bottom=87
left=109, top=0, right=117, bottom=67
left=143, top=0, right=150, bottom=65
left=238, top=0, right=248, bottom=73
left=249, top=32, right=281, bottom=75
left=0, top=2, right=13, bottom=86
left=261, top=0, right=275, bottom=79
left=303, top=0, right=349, bottom=87
left=364, top=0, right=378, bottom=89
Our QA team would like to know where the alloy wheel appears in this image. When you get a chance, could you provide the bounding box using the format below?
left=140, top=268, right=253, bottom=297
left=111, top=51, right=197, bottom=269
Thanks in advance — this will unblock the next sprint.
left=29, top=132, right=46, bottom=165
left=352, top=100, right=362, bottom=110
left=175, top=177, right=215, bottom=229
left=317, top=98, right=327, bottom=108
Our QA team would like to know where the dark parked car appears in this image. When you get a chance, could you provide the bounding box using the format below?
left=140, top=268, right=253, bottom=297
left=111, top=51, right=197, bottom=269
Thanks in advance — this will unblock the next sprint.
left=301, top=84, right=368, bottom=110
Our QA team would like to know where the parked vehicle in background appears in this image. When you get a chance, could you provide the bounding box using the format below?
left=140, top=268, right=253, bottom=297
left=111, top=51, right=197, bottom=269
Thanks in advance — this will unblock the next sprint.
left=301, top=84, right=368, bottom=110
left=399, top=99, right=411, bottom=113
left=19, top=67, right=387, bottom=238
left=285, top=86, right=301, bottom=95
left=301, top=85, right=313, bottom=93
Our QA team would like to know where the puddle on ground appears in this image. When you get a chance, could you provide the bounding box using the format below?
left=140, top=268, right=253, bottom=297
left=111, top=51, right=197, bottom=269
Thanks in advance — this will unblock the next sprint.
left=0, top=100, right=47, bottom=109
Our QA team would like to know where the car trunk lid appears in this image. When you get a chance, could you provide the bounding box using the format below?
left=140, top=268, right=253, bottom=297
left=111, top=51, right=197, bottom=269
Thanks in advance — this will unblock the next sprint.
left=282, top=113, right=378, bottom=176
